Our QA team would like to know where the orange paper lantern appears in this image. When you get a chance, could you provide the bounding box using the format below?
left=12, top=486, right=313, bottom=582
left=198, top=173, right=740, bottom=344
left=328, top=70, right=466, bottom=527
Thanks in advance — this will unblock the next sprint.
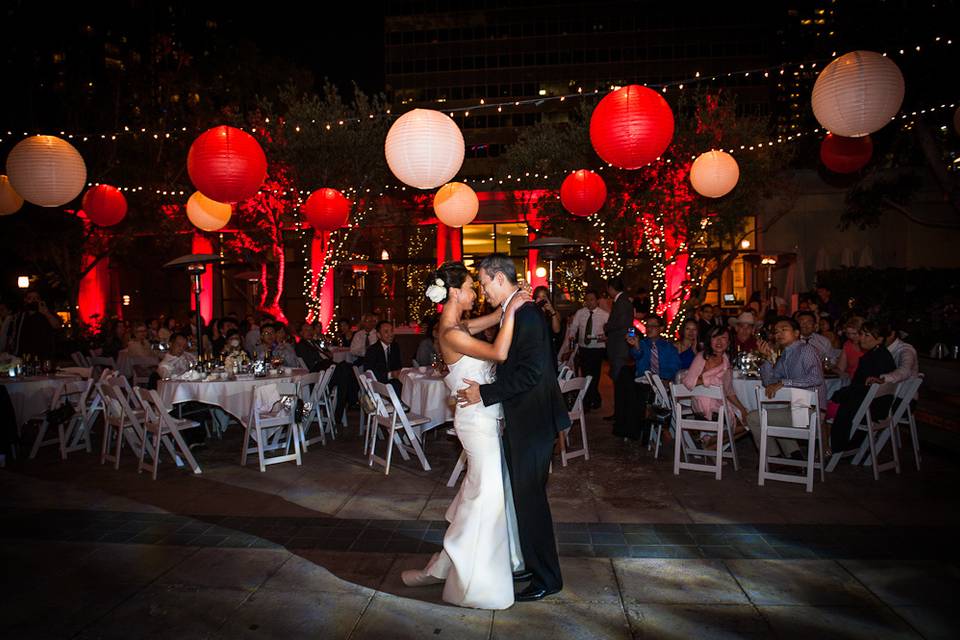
left=0, top=175, right=24, bottom=215
left=186, top=191, right=232, bottom=231
left=433, top=182, right=479, bottom=227
left=690, top=151, right=740, bottom=198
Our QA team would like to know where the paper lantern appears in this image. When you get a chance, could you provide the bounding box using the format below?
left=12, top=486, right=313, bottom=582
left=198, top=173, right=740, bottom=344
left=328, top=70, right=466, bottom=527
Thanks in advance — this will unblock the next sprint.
left=186, top=191, right=232, bottom=231
left=6, top=135, right=87, bottom=207
left=589, top=85, right=674, bottom=169
left=820, top=134, right=873, bottom=173
left=187, top=125, right=267, bottom=203
left=82, top=185, right=127, bottom=226
left=433, top=182, right=479, bottom=227
left=690, top=151, right=740, bottom=198
left=560, top=170, right=607, bottom=217
left=385, top=109, right=464, bottom=189
left=811, top=51, right=904, bottom=137
left=0, top=175, right=24, bottom=215
left=302, top=188, right=350, bottom=232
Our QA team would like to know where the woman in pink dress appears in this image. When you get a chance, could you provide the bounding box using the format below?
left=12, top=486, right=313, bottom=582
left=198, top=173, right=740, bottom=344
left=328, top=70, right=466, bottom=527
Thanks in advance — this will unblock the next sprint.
left=682, top=326, right=750, bottom=447
left=833, top=317, right=863, bottom=379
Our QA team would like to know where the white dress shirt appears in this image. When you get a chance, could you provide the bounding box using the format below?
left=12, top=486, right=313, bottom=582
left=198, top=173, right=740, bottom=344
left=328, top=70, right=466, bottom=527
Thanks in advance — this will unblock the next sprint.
left=158, top=351, right=197, bottom=378
left=882, top=339, right=919, bottom=384
left=566, top=306, right=610, bottom=349
left=350, top=329, right=378, bottom=357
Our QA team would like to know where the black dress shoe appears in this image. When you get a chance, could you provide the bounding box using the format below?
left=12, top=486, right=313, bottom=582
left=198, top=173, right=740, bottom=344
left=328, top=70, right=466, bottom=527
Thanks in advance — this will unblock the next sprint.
left=516, top=584, right=561, bottom=602
left=512, top=571, right=533, bottom=582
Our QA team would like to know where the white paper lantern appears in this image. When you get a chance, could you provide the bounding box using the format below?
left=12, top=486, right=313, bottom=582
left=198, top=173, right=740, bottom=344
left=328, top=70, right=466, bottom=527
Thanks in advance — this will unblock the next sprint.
left=811, top=51, right=904, bottom=138
left=186, top=191, right=232, bottom=231
left=433, top=182, right=479, bottom=227
left=690, top=150, right=740, bottom=198
left=0, top=175, right=24, bottom=215
left=385, top=109, right=464, bottom=189
left=6, top=135, right=87, bottom=207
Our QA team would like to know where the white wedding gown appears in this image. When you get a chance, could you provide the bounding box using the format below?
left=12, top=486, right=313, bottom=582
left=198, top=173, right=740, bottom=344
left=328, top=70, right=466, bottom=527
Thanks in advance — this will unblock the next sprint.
left=420, top=354, right=523, bottom=610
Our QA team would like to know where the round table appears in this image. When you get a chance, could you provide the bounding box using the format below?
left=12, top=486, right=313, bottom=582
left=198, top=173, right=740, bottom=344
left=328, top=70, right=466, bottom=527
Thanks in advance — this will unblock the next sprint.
left=158, top=369, right=308, bottom=428
left=732, top=374, right=848, bottom=412
left=0, top=375, right=80, bottom=427
left=399, top=367, right=452, bottom=428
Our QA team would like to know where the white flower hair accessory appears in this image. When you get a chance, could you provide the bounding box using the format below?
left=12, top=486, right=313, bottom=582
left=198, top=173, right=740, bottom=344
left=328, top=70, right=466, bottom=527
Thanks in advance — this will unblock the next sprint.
left=425, top=278, right=446, bottom=303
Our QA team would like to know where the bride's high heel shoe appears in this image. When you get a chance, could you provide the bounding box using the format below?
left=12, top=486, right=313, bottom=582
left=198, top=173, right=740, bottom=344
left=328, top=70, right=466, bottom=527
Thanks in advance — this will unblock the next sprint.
left=401, top=569, right=444, bottom=587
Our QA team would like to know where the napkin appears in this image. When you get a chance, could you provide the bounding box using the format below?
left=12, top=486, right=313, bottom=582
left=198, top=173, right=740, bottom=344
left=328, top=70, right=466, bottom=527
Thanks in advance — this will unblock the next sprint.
left=173, top=369, right=204, bottom=381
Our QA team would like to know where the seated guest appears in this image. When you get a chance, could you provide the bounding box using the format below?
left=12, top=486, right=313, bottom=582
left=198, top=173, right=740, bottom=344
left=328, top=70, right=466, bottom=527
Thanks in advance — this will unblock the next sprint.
left=825, top=321, right=896, bottom=456
left=746, top=316, right=826, bottom=459
left=126, top=322, right=156, bottom=358
left=350, top=313, right=379, bottom=363
left=873, top=321, right=919, bottom=384
left=833, top=317, right=864, bottom=379
left=729, top=311, right=758, bottom=357
left=220, top=329, right=244, bottom=354
left=621, top=314, right=680, bottom=443
left=295, top=321, right=332, bottom=372
left=415, top=319, right=440, bottom=366
left=157, top=333, right=197, bottom=378
left=682, top=326, right=749, bottom=444
left=102, top=320, right=129, bottom=359
left=675, top=318, right=700, bottom=370
left=365, top=320, right=403, bottom=395
left=270, top=323, right=300, bottom=368
left=157, top=317, right=177, bottom=343
left=334, top=319, right=353, bottom=347
left=146, top=317, right=161, bottom=342
left=252, top=322, right=277, bottom=361
left=819, top=316, right=839, bottom=348
left=796, top=310, right=832, bottom=361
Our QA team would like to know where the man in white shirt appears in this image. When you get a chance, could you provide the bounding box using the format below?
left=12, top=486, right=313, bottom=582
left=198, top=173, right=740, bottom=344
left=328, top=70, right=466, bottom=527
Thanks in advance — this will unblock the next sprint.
left=158, top=334, right=197, bottom=378
left=560, top=290, right=609, bottom=410
left=796, top=310, right=832, bottom=361
left=870, top=325, right=919, bottom=385
left=349, top=313, right=379, bottom=362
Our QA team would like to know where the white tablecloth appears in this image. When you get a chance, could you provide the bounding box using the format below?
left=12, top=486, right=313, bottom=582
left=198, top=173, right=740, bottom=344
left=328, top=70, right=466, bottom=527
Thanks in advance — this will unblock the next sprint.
left=330, top=347, right=354, bottom=364
left=399, top=368, right=452, bottom=428
left=0, top=375, right=79, bottom=427
left=158, top=369, right=308, bottom=428
left=732, top=375, right=849, bottom=413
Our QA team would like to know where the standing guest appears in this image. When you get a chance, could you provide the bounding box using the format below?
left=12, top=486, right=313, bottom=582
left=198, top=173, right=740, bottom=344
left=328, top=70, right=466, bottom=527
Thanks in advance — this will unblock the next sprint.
left=833, top=317, right=864, bottom=379
left=350, top=313, right=379, bottom=363
left=533, top=286, right=563, bottom=357
left=796, top=310, right=832, bottom=361
left=730, top=311, right=759, bottom=357
left=871, top=322, right=919, bottom=385
left=824, top=321, right=896, bottom=456
left=9, top=291, right=61, bottom=360
left=746, top=317, right=826, bottom=459
left=365, top=321, right=403, bottom=395
left=157, top=333, right=197, bottom=378
left=697, top=304, right=723, bottom=346
left=126, top=323, right=156, bottom=357
left=682, top=326, right=750, bottom=444
left=816, top=286, right=840, bottom=320
left=675, top=318, right=700, bottom=370
left=623, top=314, right=680, bottom=443
left=604, top=276, right=633, bottom=424
left=416, top=319, right=440, bottom=367
left=295, top=321, right=331, bottom=372
left=560, top=290, right=609, bottom=411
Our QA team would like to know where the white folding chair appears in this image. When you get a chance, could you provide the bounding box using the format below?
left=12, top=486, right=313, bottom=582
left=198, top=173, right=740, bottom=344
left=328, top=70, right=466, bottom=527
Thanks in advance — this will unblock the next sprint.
left=241, top=382, right=303, bottom=472
left=71, top=351, right=92, bottom=367
left=645, top=371, right=684, bottom=460
left=134, top=388, right=202, bottom=479
left=869, top=375, right=923, bottom=471
left=127, top=355, right=159, bottom=387
left=28, top=379, right=89, bottom=460
left=557, top=364, right=575, bottom=382
left=368, top=380, right=431, bottom=474
left=296, top=356, right=309, bottom=370
left=756, top=387, right=823, bottom=493
left=297, top=371, right=327, bottom=449
left=826, top=382, right=899, bottom=479
left=558, top=376, right=591, bottom=466
left=357, top=368, right=394, bottom=452
left=670, top=383, right=739, bottom=479
left=99, top=381, right=147, bottom=469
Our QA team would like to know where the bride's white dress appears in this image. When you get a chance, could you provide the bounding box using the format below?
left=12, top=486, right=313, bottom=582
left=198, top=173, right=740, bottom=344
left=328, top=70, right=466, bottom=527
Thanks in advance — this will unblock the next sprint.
left=420, top=354, right=523, bottom=610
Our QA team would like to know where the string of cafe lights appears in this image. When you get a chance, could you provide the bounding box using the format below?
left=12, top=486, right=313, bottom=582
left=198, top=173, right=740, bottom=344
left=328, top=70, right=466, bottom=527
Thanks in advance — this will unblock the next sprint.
left=0, top=33, right=952, bottom=146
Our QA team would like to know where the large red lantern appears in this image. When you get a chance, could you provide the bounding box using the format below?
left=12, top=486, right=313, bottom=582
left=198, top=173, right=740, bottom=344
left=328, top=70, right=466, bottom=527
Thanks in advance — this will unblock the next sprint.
left=820, top=134, right=873, bottom=174
left=302, top=188, right=350, bottom=232
left=589, top=85, right=675, bottom=169
left=187, top=125, right=267, bottom=203
left=560, top=170, right=607, bottom=217
left=82, top=184, right=127, bottom=226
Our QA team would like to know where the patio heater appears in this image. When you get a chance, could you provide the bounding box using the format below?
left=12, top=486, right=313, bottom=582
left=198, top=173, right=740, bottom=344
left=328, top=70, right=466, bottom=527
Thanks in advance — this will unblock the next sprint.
left=163, top=253, right=220, bottom=357
left=518, top=236, right=585, bottom=304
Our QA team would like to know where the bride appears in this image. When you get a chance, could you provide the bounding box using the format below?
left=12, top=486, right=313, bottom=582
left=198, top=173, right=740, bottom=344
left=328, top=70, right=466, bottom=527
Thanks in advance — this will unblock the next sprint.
left=401, top=261, right=528, bottom=610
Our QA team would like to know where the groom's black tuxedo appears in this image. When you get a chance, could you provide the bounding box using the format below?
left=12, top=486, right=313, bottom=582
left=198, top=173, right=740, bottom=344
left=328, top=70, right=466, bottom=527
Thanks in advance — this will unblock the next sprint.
left=479, top=300, right=569, bottom=592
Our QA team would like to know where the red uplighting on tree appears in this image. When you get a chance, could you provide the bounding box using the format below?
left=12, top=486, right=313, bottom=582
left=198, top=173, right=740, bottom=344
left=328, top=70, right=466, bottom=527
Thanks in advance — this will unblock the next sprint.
left=820, top=133, right=873, bottom=173
left=589, top=85, right=675, bottom=169
left=560, top=169, right=607, bottom=217
left=302, top=188, right=350, bottom=232
left=187, top=125, right=267, bottom=203
left=81, top=184, right=127, bottom=226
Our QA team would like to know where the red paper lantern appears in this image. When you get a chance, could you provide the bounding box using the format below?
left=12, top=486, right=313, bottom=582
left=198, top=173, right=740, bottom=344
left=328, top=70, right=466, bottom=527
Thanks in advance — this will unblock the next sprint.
left=560, top=170, right=607, bottom=217
left=187, top=125, right=267, bottom=203
left=302, top=188, right=350, bottom=232
left=82, top=184, right=127, bottom=226
left=820, top=134, right=873, bottom=174
left=589, top=85, right=675, bottom=169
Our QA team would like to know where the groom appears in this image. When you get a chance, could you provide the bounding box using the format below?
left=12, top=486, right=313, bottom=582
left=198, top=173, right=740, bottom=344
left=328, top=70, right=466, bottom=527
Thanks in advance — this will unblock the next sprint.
left=458, top=254, right=570, bottom=601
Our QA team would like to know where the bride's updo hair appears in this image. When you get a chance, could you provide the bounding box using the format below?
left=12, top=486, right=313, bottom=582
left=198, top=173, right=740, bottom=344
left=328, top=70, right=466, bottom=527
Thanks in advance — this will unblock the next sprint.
left=433, top=261, right=470, bottom=302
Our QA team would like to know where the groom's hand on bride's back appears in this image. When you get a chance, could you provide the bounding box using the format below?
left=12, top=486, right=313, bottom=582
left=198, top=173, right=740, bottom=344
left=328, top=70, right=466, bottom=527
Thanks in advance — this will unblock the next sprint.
left=457, top=379, right=482, bottom=406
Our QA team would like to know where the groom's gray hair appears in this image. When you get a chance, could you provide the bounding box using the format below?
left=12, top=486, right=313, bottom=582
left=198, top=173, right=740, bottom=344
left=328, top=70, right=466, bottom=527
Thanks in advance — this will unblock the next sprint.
left=478, top=254, right=518, bottom=285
